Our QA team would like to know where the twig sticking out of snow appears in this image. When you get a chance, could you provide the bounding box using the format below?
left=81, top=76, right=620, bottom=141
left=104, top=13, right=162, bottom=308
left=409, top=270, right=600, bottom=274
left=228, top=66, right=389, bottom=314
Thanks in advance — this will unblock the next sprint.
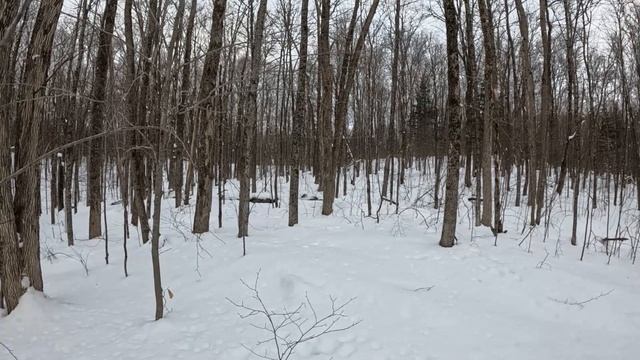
left=412, top=285, right=435, bottom=292
left=536, top=249, right=551, bottom=269
left=226, top=270, right=361, bottom=360
left=549, top=289, right=615, bottom=309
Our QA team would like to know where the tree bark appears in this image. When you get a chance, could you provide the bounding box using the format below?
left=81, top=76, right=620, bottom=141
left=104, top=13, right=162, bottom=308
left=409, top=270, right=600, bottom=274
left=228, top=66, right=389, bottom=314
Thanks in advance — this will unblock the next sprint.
left=321, top=0, right=380, bottom=215
left=88, top=0, right=118, bottom=239
left=462, top=0, right=477, bottom=194
left=193, top=0, right=227, bottom=234
left=238, top=0, right=268, bottom=238
left=536, top=0, right=553, bottom=225
left=440, top=0, right=462, bottom=247
left=174, top=0, right=197, bottom=209
left=477, top=0, right=496, bottom=227
left=13, top=0, right=64, bottom=292
left=288, top=0, right=309, bottom=227
left=0, top=0, right=24, bottom=314
left=318, top=0, right=333, bottom=214
left=514, top=0, right=537, bottom=226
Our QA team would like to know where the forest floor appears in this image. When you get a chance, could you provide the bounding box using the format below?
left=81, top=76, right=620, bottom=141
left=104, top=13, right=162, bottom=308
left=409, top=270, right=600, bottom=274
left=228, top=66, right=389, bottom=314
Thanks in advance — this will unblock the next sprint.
left=1, top=168, right=639, bottom=360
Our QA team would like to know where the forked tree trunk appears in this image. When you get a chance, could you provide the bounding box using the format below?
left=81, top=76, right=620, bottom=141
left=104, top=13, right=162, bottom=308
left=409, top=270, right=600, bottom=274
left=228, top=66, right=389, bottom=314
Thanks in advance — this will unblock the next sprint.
left=321, top=0, right=380, bottom=215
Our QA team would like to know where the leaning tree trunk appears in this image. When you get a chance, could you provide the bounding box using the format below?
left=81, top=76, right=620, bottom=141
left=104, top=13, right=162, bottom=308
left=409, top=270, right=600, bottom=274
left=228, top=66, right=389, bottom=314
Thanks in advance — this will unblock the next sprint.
left=439, top=0, right=462, bottom=248
left=322, top=0, right=380, bottom=215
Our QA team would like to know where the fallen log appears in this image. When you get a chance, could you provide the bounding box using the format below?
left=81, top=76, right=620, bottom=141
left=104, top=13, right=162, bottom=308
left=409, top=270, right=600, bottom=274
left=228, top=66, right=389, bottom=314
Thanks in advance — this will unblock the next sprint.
left=250, top=197, right=276, bottom=204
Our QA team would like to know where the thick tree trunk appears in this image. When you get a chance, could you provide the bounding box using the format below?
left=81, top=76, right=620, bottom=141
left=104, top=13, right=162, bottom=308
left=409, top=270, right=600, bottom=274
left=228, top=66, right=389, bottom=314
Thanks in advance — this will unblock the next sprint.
left=0, top=0, right=23, bottom=314
left=477, top=0, right=496, bottom=228
left=88, top=0, right=118, bottom=239
left=193, top=0, right=227, bottom=234
left=318, top=0, right=333, bottom=215
left=13, top=0, right=64, bottom=292
left=288, top=0, right=309, bottom=227
left=440, top=0, right=462, bottom=247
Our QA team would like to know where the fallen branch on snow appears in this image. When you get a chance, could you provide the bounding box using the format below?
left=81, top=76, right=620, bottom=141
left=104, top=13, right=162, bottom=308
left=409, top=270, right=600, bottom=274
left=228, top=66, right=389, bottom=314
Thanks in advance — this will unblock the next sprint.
left=549, top=289, right=615, bottom=309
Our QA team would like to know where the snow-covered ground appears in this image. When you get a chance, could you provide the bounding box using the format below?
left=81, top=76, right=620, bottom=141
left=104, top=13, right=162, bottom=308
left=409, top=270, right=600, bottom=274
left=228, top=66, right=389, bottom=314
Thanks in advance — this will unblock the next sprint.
left=1, top=167, right=639, bottom=360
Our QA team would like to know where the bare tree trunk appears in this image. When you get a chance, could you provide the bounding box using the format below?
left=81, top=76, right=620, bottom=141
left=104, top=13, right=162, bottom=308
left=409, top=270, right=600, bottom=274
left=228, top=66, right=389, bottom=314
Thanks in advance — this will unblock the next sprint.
left=536, top=0, right=553, bottom=225
left=514, top=0, right=537, bottom=226
left=322, top=0, right=380, bottom=215
left=62, top=0, right=88, bottom=247
left=150, top=101, right=166, bottom=321
left=193, top=0, right=227, bottom=234
left=126, top=0, right=151, bottom=243
left=570, top=171, right=579, bottom=245
left=318, top=0, right=333, bottom=214
left=50, top=155, right=57, bottom=224
left=477, top=0, right=496, bottom=227
left=88, top=0, right=118, bottom=239
left=64, top=150, right=74, bottom=245
left=382, top=0, right=401, bottom=206
left=0, top=0, right=24, bottom=314
left=288, top=0, right=309, bottom=227
left=440, top=0, right=462, bottom=247
left=13, top=0, right=63, bottom=292
left=462, top=0, right=477, bottom=193
left=238, top=0, right=268, bottom=238
left=557, top=0, right=578, bottom=197
left=174, top=0, right=197, bottom=209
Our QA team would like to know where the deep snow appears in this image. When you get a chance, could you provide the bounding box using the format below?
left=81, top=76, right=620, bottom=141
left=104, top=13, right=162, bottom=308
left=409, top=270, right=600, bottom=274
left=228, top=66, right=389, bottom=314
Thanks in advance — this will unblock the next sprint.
left=1, top=168, right=639, bottom=360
